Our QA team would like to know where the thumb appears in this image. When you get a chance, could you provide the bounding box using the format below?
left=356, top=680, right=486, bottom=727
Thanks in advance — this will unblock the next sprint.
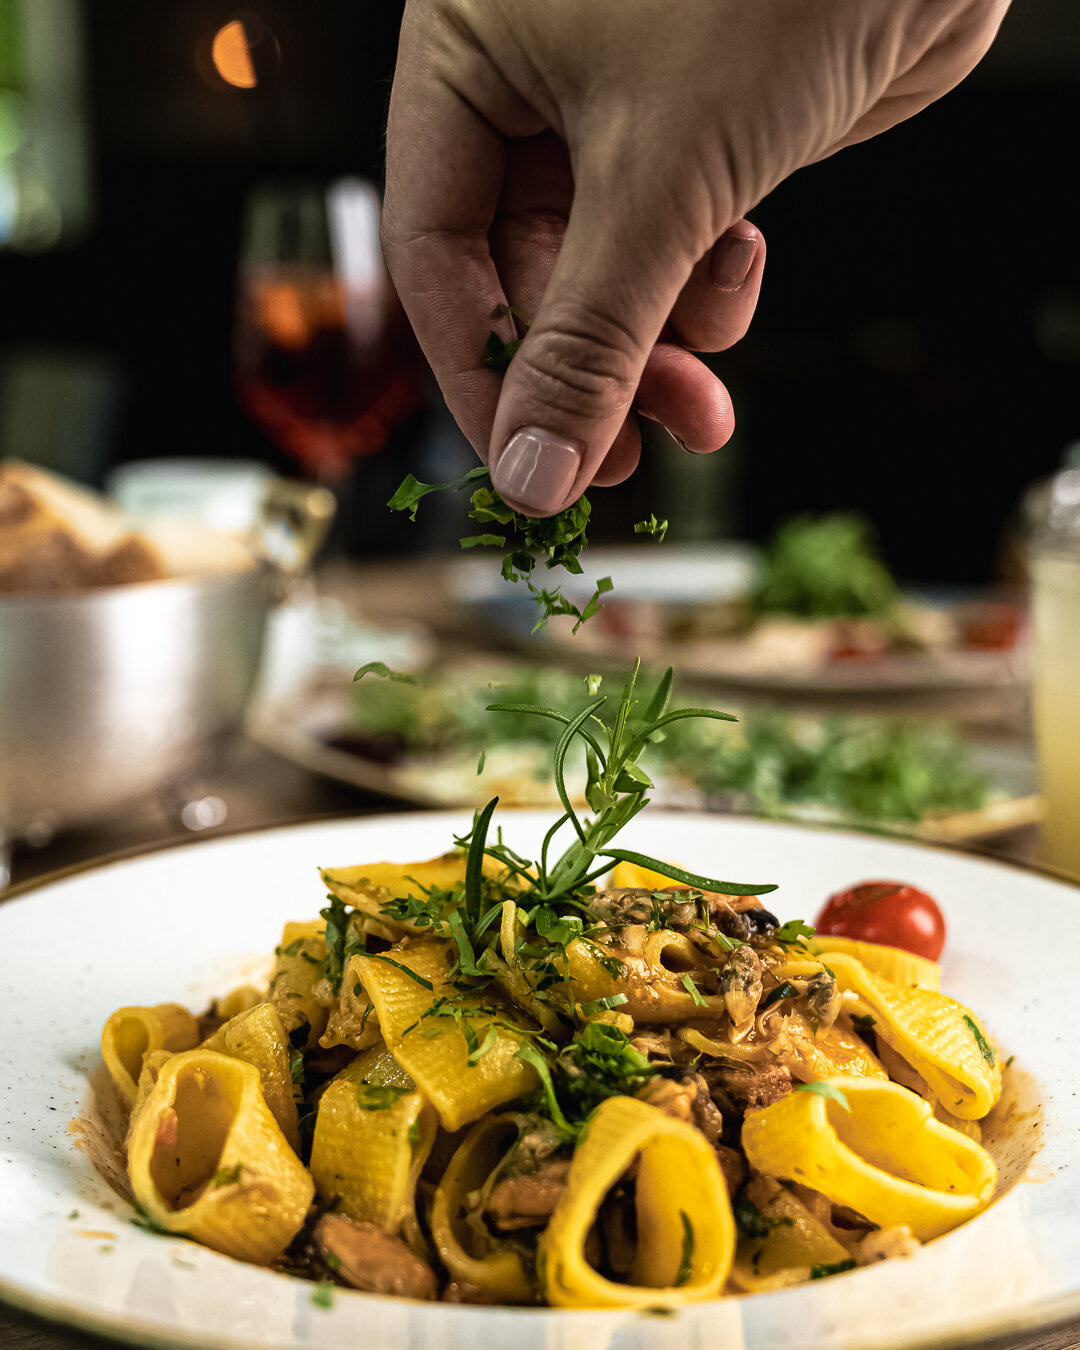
left=488, top=169, right=701, bottom=516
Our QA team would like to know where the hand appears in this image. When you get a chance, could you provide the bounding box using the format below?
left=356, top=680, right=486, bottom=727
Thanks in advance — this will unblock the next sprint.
left=382, top=0, right=1010, bottom=516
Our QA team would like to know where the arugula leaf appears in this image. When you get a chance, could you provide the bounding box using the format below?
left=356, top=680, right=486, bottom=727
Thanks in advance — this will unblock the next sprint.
left=963, top=1015, right=996, bottom=1065
left=794, top=1081, right=851, bottom=1111
left=675, top=1213, right=695, bottom=1287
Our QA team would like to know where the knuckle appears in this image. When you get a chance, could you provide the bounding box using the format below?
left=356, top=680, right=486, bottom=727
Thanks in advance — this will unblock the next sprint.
left=517, top=311, right=641, bottom=421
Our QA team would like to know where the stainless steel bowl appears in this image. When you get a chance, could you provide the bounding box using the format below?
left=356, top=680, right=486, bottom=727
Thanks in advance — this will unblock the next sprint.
left=0, top=566, right=272, bottom=843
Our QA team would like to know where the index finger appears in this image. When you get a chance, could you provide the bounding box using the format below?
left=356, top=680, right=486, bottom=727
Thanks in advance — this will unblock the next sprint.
left=381, top=16, right=511, bottom=455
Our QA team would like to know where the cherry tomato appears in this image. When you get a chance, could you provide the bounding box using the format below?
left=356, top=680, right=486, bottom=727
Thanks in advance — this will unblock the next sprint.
left=815, top=880, right=946, bottom=961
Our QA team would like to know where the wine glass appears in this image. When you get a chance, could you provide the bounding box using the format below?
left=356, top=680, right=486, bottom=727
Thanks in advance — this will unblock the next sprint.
left=232, top=177, right=426, bottom=488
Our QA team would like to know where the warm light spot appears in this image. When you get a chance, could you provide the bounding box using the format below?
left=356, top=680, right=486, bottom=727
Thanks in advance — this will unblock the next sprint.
left=212, top=20, right=257, bottom=88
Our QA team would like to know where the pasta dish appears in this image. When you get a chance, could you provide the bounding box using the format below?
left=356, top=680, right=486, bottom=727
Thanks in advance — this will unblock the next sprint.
left=93, top=665, right=1004, bottom=1308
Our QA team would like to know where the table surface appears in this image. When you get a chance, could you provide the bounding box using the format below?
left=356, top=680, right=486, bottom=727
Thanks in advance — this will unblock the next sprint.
left=3, top=557, right=1076, bottom=1350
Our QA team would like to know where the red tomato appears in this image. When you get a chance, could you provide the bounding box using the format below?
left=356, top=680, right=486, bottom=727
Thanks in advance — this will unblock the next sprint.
left=815, top=881, right=946, bottom=961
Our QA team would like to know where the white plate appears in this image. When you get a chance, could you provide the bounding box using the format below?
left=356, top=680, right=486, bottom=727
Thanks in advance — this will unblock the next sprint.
left=0, top=812, right=1075, bottom=1350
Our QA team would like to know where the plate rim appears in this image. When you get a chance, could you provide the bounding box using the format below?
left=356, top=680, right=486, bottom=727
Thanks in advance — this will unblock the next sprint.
left=3, top=809, right=1079, bottom=1350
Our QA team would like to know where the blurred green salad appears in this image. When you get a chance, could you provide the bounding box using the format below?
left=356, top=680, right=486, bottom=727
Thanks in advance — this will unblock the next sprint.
left=348, top=665, right=990, bottom=825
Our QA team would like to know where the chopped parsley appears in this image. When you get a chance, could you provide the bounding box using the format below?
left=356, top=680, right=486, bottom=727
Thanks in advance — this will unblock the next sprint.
left=674, top=1213, right=695, bottom=1287
left=794, top=1081, right=851, bottom=1111
left=850, top=1013, right=877, bottom=1031
left=963, top=1015, right=996, bottom=1065
left=760, top=980, right=800, bottom=1009
left=774, top=919, right=816, bottom=945
left=733, top=1193, right=794, bottom=1240
left=355, top=1083, right=411, bottom=1112
left=211, top=1164, right=244, bottom=1188
left=810, top=1259, right=856, bottom=1280
left=362, top=952, right=434, bottom=990
left=310, top=1280, right=335, bottom=1309
left=680, top=973, right=708, bottom=1007
left=289, top=1048, right=306, bottom=1084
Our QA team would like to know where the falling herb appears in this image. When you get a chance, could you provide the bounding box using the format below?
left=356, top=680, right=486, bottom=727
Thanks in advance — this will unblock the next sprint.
left=476, top=749, right=486, bottom=775
left=810, top=1259, right=856, bottom=1279
left=794, top=1081, right=851, bottom=1111
left=674, top=1213, right=695, bottom=1287
left=963, top=1015, right=996, bottom=1065
left=353, top=661, right=417, bottom=685
left=634, top=514, right=669, bottom=543
left=355, top=1083, right=411, bottom=1112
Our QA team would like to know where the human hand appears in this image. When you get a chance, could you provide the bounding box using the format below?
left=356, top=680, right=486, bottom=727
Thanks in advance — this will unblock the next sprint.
left=382, top=0, right=1010, bottom=516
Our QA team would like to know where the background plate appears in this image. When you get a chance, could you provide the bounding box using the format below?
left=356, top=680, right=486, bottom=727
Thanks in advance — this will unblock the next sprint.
left=0, top=812, right=1075, bottom=1350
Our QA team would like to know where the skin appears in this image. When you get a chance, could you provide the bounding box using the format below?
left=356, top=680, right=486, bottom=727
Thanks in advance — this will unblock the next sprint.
left=382, top=0, right=1011, bottom=516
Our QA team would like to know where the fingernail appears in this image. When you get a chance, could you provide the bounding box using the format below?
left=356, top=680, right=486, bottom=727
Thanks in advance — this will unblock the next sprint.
left=491, top=427, right=581, bottom=512
left=711, top=234, right=757, bottom=291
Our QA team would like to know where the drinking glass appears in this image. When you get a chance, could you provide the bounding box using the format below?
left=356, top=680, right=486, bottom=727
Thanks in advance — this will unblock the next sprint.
left=232, top=177, right=426, bottom=486
left=1028, top=467, right=1080, bottom=878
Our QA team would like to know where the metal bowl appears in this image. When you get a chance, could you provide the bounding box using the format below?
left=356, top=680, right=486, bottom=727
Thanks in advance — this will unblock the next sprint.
left=0, top=566, right=272, bottom=844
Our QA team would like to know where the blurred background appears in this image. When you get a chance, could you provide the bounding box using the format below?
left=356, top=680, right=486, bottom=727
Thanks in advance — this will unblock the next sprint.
left=1, top=0, right=1079, bottom=891
left=0, top=0, right=1077, bottom=574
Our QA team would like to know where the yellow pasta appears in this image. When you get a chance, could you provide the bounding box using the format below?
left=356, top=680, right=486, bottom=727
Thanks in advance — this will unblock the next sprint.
left=741, top=1077, right=997, bottom=1240
left=809, top=934, right=941, bottom=990
left=101, top=1004, right=200, bottom=1108
left=728, top=1175, right=851, bottom=1292
left=309, top=1045, right=435, bottom=1243
left=540, top=1097, right=735, bottom=1308
left=429, top=1115, right=535, bottom=1304
left=201, top=1002, right=300, bottom=1153
left=267, top=921, right=329, bottom=1046
left=825, top=953, right=1000, bottom=1118
left=353, top=939, right=537, bottom=1131
left=127, top=1049, right=313, bottom=1264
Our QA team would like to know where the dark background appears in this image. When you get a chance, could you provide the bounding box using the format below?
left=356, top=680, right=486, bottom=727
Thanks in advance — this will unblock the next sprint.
left=1, top=0, right=1077, bottom=584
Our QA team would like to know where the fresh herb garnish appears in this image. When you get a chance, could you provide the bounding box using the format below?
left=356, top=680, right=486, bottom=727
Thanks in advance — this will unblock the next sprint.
left=794, top=1081, right=851, bottom=1111
left=733, top=1193, right=794, bottom=1240
left=680, top=973, right=708, bottom=1007
left=775, top=919, right=816, bottom=945
left=353, top=661, right=417, bottom=685
left=851, top=1013, right=877, bottom=1031
left=289, top=1048, right=306, bottom=1084
left=211, top=1164, right=244, bottom=1188
left=634, top=514, right=669, bottom=543
left=355, top=1083, right=411, bottom=1112
left=751, top=513, right=898, bottom=619
left=760, top=980, right=801, bottom=1009
left=674, top=1212, right=695, bottom=1287
left=1005, top=1054, right=1015, bottom=1069
left=578, top=993, right=629, bottom=1016
left=363, top=952, right=434, bottom=990
left=310, top=1281, right=335, bottom=1309
left=130, top=1200, right=171, bottom=1236
left=810, top=1259, right=856, bottom=1279
left=963, top=1015, right=996, bottom=1065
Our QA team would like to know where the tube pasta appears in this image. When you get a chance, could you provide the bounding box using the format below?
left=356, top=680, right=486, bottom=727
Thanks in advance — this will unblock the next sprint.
left=127, top=1049, right=313, bottom=1264
left=741, top=1077, right=997, bottom=1240
left=565, top=936, right=726, bottom=1023
left=309, top=1046, right=435, bottom=1244
left=825, top=953, right=1000, bottom=1118
left=429, top=1115, right=535, bottom=1304
left=267, top=921, right=329, bottom=1046
left=353, top=939, right=537, bottom=1131
left=809, top=935, right=941, bottom=991
left=101, top=1004, right=200, bottom=1108
left=540, top=1097, right=735, bottom=1308
left=319, top=954, right=382, bottom=1052
left=200, top=1003, right=300, bottom=1153
left=728, top=1175, right=851, bottom=1292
